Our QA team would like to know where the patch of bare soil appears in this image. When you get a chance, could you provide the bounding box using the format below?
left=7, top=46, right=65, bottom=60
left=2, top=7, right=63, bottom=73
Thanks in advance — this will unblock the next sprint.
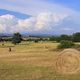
left=55, top=49, right=80, bottom=75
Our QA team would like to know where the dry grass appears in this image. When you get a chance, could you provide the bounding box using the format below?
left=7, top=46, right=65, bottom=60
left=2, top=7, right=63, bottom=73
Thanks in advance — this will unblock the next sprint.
left=55, top=49, right=80, bottom=75
left=0, top=41, right=80, bottom=80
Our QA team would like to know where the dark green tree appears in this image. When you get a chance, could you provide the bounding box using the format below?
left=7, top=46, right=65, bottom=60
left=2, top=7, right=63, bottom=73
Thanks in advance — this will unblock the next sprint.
left=49, top=34, right=72, bottom=42
left=0, top=37, right=3, bottom=42
left=72, top=32, right=80, bottom=42
left=49, top=36, right=56, bottom=41
left=12, top=33, right=22, bottom=45
left=59, top=34, right=71, bottom=41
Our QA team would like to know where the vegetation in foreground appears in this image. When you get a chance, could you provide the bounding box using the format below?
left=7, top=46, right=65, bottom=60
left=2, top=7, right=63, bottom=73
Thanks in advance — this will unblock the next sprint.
left=0, top=41, right=79, bottom=80
left=57, top=40, right=75, bottom=49
left=0, top=32, right=79, bottom=80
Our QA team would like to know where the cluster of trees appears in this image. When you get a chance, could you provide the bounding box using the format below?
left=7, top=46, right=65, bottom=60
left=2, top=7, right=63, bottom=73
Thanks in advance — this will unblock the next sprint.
left=49, top=32, right=80, bottom=49
left=0, top=32, right=80, bottom=45
left=12, top=33, right=22, bottom=45
left=49, top=32, right=80, bottom=42
left=0, top=33, right=22, bottom=45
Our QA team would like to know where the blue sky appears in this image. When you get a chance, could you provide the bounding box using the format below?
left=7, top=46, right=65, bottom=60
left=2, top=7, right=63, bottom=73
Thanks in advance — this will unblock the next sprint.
left=0, top=9, right=30, bottom=19
left=0, top=0, right=80, bottom=35
left=0, top=0, right=77, bottom=15
left=47, top=0, right=80, bottom=11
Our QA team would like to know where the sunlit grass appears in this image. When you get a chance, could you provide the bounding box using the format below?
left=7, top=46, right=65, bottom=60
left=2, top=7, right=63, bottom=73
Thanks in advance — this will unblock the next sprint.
left=0, top=41, right=79, bottom=80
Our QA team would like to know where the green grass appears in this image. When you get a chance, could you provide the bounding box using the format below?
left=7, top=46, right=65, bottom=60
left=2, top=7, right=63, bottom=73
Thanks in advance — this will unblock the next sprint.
left=0, top=41, right=79, bottom=80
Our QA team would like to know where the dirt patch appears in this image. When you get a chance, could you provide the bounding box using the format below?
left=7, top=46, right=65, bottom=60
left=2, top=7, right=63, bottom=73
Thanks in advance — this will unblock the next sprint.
left=55, top=49, right=80, bottom=75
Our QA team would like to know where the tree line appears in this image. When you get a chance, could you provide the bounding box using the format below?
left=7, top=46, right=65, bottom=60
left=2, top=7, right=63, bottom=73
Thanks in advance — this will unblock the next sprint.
left=0, top=32, right=80, bottom=45
left=0, top=33, right=22, bottom=45
left=49, top=32, right=80, bottom=42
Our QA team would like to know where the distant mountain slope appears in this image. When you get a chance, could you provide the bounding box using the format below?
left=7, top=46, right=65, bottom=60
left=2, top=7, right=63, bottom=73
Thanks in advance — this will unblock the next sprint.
left=0, top=9, right=31, bottom=19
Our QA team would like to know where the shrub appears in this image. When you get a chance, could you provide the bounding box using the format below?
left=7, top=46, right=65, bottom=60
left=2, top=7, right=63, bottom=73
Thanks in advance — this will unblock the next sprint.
left=57, top=40, right=75, bottom=49
left=34, top=40, right=39, bottom=43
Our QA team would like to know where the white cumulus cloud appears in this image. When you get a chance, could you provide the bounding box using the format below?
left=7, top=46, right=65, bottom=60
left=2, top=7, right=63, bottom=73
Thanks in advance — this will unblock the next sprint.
left=0, top=12, right=78, bottom=35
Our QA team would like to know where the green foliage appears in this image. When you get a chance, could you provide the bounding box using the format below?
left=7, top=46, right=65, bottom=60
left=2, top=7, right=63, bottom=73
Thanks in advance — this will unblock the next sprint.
left=0, top=37, right=3, bottom=42
left=49, top=35, right=71, bottom=42
left=12, top=33, right=22, bottom=45
left=3, top=37, right=12, bottom=41
left=49, top=33, right=80, bottom=43
left=60, top=34, right=71, bottom=40
left=49, top=36, right=56, bottom=41
left=27, top=38, right=34, bottom=41
left=72, top=32, right=80, bottom=42
left=57, top=40, right=75, bottom=49
left=57, top=35, right=72, bottom=42
left=34, top=40, right=39, bottom=43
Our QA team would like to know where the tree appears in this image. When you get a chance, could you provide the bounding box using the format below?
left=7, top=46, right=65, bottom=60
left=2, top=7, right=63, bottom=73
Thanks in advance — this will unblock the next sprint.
left=12, top=33, right=22, bottom=45
left=0, top=37, right=3, bottom=42
left=59, top=34, right=71, bottom=41
left=72, top=32, right=80, bottom=42
left=49, top=35, right=71, bottom=42
left=34, top=39, right=39, bottom=43
left=49, top=36, right=56, bottom=41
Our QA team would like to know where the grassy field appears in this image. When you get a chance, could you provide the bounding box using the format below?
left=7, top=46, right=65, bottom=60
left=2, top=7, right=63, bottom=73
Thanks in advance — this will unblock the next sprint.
left=0, top=41, right=80, bottom=80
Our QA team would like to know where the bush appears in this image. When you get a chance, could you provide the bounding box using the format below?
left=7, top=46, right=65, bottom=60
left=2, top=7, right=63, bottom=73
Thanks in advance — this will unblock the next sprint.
left=34, top=40, right=39, bottom=43
left=57, top=40, right=75, bottom=49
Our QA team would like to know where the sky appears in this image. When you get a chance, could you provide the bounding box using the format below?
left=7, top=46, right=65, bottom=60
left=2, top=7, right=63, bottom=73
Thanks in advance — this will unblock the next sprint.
left=0, top=0, right=80, bottom=35
left=0, top=0, right=78, bottom=15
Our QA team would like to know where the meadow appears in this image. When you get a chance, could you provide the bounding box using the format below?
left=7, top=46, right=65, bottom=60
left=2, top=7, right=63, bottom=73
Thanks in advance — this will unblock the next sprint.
left=0, top=41, right=80, bottom=80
